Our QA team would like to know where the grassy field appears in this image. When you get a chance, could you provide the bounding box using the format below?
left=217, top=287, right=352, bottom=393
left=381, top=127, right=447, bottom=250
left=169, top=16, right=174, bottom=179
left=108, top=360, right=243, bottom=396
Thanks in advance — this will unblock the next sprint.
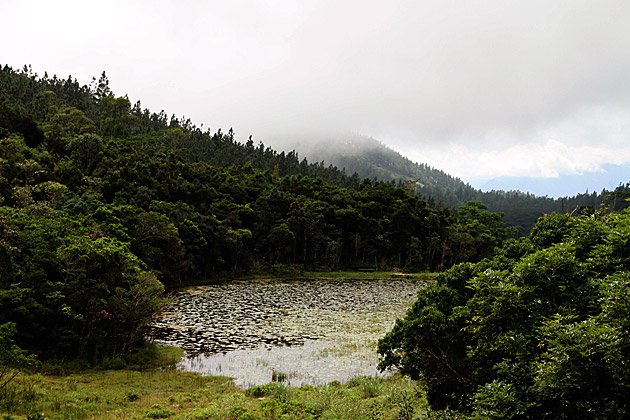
left=0, top=345, right=435, bottom=420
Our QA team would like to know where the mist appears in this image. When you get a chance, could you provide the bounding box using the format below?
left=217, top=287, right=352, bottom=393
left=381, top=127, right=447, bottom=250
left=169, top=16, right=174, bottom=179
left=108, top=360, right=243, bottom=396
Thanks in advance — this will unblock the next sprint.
left=3, top=0, right=630, bottom=184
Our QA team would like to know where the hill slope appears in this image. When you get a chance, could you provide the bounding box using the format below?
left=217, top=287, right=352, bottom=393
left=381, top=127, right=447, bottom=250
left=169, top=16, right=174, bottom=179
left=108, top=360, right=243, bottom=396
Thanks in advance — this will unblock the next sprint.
left=282, top=134, right=630, bottom=233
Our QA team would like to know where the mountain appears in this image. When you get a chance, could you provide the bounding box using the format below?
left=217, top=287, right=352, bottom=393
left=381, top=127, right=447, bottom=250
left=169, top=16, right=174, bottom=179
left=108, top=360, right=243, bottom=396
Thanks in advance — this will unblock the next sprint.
left=281, top=134, right=630, bottom=233
left=277, top=134, right=479, bottom=206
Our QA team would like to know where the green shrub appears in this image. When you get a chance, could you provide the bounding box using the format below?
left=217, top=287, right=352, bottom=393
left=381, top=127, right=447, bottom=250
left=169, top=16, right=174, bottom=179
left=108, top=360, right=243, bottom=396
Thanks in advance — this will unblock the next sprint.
left=126, top=391, right=139, bottom=402
left=228, top=406, right=247, bottom=419
left=101, top=356, right=127, bottom=370
left=246, top=383, right=274, bottom=398
left=269, top=264, right=303, bottom=276
left=245, top=382, right=292, bottom=403
left=423, top=409, right=473, bottom=420
left=0, top=322, right=39, bottom=391
left=347, top=376, right=383, bottom=398
left=173, top=407, right=218, bottom=420
left=146, top=408, right=175, bottom=418
left=379, top=210, right=630, bottom=419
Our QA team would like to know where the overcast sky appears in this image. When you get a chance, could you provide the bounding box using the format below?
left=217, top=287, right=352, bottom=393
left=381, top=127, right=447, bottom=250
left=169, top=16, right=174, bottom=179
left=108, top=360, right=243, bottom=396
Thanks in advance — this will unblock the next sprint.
left=3, top=0, right=630, bottom=190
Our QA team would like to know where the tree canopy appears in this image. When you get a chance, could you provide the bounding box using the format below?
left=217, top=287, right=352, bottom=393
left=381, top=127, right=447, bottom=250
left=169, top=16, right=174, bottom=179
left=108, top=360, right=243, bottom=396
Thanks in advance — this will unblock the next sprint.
left=0, top=64, right=518, bottom=363
left=378, top=208, right=630, bottom=419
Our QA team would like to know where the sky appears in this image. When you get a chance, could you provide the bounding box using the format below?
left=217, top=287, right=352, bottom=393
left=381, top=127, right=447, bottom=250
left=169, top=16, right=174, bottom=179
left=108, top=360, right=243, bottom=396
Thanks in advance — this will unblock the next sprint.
left=2, top=0, right=630, bottom=194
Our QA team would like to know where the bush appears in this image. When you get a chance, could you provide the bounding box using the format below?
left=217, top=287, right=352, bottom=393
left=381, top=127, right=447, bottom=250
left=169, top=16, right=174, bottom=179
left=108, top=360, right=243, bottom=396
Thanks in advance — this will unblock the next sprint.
left=245, top=384, right=274, bottom=398
left=347, top=375, right=383, bottom=398
left=146, top=408, right=175, bottom=419
left=378, top=210, right=630, bottom=419
left=101, top=356, right=127, bottom=370
left=0, top=323, right=38, bottom=391
left=269, top=264, right=303, bottom=277
left=126, top=392, right=139, bottom=402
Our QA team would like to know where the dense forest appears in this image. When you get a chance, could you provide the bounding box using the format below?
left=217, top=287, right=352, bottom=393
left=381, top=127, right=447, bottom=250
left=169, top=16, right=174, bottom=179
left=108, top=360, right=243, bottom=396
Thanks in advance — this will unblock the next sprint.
left=0, top=65, right=518, bottom=364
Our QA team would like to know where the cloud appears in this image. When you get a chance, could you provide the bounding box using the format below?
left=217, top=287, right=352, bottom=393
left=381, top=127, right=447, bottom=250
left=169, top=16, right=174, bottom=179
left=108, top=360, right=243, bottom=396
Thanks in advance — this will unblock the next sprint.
left=417, top=137, right=630, bottom=181
left=2, top=0, right=630, bottom=187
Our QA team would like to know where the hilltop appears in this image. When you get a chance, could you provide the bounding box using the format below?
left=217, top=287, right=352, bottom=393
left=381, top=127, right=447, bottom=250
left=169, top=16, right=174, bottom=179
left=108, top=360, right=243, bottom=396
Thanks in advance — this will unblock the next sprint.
left=280, top=133, right=630, bottom=233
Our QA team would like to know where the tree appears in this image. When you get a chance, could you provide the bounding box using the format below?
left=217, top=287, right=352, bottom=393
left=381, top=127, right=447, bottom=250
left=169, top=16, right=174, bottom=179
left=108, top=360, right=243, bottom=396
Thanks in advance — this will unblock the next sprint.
left=57, top=235, right=167, bottom=359
left=379, top=209, right=630, bottom=418
left=226, top=228, right=253, bottom=272
left=267, top=223, right=295, bottom=264
left=0, top=322, right=38, bottom=391
left=42, top=105, right=96, bottom=154
left=66, top=133, right=103, bottom=174
left=451, top=202, right=516, bottom=264
left=109, top=271, right=167, bottom=354
left=91, top=71, right=112, bottom=101
left=0, top=102, right=45, bottom=148
left=125, top=211, right=187, bottom=287
left=98, top=96, right=137, bottom=138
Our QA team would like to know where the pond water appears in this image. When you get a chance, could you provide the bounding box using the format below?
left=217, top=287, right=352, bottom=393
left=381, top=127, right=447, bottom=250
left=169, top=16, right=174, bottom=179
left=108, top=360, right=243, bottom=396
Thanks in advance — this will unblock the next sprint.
left=148, top=277, right=427, bottom=388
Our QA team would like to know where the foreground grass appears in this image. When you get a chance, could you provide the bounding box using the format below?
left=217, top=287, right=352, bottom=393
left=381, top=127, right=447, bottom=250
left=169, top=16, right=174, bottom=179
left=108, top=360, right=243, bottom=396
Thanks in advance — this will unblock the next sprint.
left=1, top=345, right=434, bottom=420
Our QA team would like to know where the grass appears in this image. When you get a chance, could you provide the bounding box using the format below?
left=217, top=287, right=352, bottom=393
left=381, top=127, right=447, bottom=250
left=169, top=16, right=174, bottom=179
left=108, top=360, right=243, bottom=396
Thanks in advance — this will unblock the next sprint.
left=226, top=271, right=436, bottom=283
left=0, top=345, right=436, bottom=420
left=182, top=268, right=437, bottom=286
left=299, top=271, right=435, bottom=280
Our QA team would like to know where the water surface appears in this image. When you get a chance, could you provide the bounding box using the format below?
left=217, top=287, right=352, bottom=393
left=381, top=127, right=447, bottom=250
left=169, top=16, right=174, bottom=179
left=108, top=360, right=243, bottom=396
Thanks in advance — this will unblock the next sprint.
left=149, top=277, right=427, bottom=387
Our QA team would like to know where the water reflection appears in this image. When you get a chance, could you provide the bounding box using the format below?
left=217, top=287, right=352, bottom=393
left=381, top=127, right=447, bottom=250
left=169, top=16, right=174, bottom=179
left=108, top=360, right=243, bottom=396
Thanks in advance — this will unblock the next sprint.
left=149, top=277, right=427, bottom=387
left=181, top=340, right=384, bottom=388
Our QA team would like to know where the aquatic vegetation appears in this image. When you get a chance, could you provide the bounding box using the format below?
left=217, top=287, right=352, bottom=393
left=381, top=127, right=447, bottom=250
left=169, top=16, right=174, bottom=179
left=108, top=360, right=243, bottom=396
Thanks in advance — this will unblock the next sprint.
left=149, top=277, right=428, bottom=386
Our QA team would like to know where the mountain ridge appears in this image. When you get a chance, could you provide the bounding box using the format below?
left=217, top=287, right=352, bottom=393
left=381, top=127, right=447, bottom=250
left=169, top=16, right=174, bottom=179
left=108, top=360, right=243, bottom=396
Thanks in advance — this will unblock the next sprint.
left=279, top=133, right=630, bottom=233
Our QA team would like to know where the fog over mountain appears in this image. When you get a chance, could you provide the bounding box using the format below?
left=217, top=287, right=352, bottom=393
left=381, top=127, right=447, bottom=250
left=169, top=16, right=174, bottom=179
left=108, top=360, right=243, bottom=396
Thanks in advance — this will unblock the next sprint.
left=3, top=1, right=630, bottom=196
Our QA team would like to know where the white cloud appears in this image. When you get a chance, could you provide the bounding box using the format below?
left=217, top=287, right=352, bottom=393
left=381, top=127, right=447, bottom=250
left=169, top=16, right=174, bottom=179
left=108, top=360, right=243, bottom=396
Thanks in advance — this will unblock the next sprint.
left=2, top=0, right=630, bottom=193
left=414, top=139, right=630, bottom=181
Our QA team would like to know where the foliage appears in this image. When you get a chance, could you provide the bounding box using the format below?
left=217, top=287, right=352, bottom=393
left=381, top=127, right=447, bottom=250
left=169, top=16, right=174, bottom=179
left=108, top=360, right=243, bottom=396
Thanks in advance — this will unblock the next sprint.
left=298, top=134, right=630, bottom=234
left=0, top=64, right=518, bottom=364
left=1, top=353, right=430, bottom=420
left=379, top=208, right=630, bottom=418
left=0, top=322, right=38, bottom=391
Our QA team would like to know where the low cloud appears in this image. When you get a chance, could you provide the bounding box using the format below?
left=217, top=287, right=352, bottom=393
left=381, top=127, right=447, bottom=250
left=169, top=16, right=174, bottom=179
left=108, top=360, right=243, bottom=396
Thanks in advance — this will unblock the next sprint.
left=417, top=139, right=630, bottom=181
left=2, top=0, right=630, bottom=188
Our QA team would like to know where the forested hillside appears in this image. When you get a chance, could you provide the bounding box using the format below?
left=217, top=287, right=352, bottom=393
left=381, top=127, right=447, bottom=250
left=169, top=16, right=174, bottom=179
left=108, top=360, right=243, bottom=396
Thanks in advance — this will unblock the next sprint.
left=0, top=65, right=517, bottom=363
left=290, top=134, right=630, bottom=233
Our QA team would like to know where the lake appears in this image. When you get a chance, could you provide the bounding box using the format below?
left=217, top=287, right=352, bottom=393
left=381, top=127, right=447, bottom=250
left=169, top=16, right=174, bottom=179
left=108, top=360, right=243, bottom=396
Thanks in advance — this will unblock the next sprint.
left=148, top=276, right=427, bottom=388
